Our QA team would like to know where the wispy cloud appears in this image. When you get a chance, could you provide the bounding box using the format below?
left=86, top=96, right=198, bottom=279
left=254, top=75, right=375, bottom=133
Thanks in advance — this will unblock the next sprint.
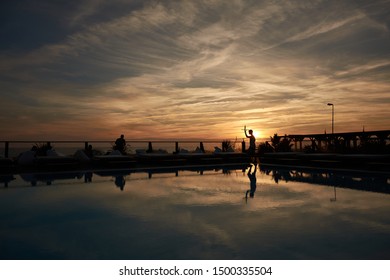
left=0, top=0, right=389, bottom=140
left=285, top=13, right=366, bottom=43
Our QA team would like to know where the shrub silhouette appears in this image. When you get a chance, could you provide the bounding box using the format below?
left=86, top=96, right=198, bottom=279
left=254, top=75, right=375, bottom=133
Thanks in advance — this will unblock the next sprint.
left=270, top=134, right=293, bottom=152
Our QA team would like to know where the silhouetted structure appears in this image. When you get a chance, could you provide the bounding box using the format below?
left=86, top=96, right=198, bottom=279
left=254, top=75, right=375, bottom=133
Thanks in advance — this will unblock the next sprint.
left=288, top=130, right=390, bottom=153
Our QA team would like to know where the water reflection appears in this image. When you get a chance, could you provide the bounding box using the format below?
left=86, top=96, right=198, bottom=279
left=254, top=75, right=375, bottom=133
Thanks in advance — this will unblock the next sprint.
left=330, top=186, right=337, bottom=202
left=115, top=176, right=126, bottom=191
left=147, top=168, right=179, bottom=179
left=94, top=170, right=131, bottom=191
left=6, top=164, right=251, bottom=190
left=2, top=163, right=389, bottom=196
left=20, top=172, right=83, bottom=186
left=259, top=165, right=390, bottom=195
left=1, top=163, right=389, bottom=260
left=0, top=175, right=15, bottom=187
left=245, top=163, right=257, bottom=201
left=84, top=172, right=93, bottom=183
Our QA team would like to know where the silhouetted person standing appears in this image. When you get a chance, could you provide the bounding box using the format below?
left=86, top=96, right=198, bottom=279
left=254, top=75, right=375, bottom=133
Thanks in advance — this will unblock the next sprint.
left=244, top=126, right=256, bottom=155
left=115, top=134, right=126, bottom=154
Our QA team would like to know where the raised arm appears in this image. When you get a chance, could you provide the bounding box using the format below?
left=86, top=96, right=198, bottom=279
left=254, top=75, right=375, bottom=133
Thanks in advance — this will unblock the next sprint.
left=244, top=126, right=249, bottom=138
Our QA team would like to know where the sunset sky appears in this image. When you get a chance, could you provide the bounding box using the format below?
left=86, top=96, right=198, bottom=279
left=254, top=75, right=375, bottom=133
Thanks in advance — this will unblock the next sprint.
left=1, top=0, right=389, bottom=141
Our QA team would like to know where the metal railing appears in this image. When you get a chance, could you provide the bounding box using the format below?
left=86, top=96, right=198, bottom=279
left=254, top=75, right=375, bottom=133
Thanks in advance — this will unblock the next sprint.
left=0, top=139, right=246, bottom=158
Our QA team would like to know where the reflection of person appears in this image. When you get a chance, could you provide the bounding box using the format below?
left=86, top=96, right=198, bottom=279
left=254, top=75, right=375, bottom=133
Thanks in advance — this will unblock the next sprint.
left=115, top=175, right=126, bottom=191
left=246, top=163, right=257, bottom=201
left=84, top=172, right=93, bottom=183
left=244, top=126, right=256, bottom=155
left=114, top=134, right=126, bottom=154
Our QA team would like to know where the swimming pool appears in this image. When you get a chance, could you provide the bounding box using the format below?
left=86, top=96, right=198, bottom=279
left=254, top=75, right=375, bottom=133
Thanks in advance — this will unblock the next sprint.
left=1, top=164, right=389, bottom=260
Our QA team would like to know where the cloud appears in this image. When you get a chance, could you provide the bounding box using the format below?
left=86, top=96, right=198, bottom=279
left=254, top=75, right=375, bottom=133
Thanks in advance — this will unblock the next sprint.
left=334, top=60, right=390, bottom=78
left=285, top=13, right=366, bottom=43
left=0, top=0, right=389, bottom=140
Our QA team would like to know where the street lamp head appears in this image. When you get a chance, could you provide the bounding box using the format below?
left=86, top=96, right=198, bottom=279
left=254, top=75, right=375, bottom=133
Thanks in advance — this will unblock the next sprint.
left=327, top=103, right=333, bottom=106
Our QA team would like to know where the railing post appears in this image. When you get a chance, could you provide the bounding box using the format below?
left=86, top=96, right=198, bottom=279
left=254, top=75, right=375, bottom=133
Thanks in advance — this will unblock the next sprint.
left=199, top=142, right=204, bottom=153
left=5, top=141, right=9, bottom=158
left=85, top=141, right=88, bottom=151
left=147, top=142, right=153, bottom=153
left=242, top=140, right=246, bottom=153
left=175, top=142, right=179, bottom=153
left=353, top=138, right=358, bottom=149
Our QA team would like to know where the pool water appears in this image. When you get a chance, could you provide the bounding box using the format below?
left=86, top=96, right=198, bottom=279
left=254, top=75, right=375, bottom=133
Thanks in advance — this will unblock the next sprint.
left=1, top=164, right=389, bottom=260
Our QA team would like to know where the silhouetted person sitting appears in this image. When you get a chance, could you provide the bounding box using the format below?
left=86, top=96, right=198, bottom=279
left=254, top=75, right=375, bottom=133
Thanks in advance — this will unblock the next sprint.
left=244, top=126, right=256, bottom=155
left=114, top=134, right=126, bottom=154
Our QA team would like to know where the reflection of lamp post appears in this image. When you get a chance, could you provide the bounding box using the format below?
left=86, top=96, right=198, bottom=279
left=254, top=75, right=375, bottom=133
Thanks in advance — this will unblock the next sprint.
left=327, top=103, right=335, bottom=151
left=330, top=186, right=337, bottom=202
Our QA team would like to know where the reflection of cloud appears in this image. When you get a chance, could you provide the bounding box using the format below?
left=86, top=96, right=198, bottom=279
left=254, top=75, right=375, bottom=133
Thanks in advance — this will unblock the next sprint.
left=2, top=169, right=390, bottom=259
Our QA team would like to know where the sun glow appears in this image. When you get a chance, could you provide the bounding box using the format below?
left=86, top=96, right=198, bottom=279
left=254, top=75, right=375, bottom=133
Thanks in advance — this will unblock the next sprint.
left=239, top=125, right=262, bottom=140
left=252, top=131, right=261, bottom=140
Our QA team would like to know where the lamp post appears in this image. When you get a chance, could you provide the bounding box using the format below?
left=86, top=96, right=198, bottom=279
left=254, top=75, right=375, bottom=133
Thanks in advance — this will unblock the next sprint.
left=327, top=103, right=334, bottom=134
